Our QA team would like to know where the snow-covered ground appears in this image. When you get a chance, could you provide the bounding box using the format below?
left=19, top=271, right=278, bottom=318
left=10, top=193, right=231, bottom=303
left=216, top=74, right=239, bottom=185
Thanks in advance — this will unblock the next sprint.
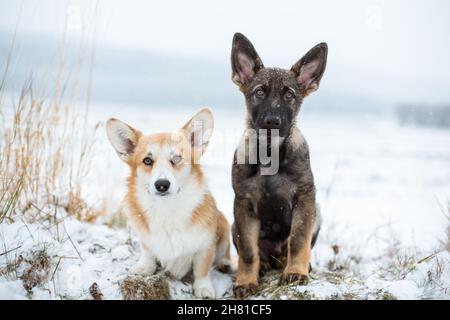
left=1, top=103, right=449, bottom=299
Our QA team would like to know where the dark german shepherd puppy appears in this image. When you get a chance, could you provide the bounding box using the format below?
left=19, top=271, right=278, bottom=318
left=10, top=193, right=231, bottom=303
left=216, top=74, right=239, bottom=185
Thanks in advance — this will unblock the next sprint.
left=230, top=33, right=327, bottom=298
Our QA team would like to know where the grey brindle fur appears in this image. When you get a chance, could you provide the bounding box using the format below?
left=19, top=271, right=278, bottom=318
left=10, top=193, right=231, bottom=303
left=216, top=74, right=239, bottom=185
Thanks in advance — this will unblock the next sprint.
left=230, top=33, right=327, bottom=298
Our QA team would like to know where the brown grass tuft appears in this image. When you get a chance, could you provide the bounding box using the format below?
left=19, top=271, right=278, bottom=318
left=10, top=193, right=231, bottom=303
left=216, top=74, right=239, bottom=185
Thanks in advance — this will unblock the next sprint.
left=20, top=249, right=51, bottom=295
left=89, top=282, right=104, bottom=300
left=120, top=274, right=171, bottom=300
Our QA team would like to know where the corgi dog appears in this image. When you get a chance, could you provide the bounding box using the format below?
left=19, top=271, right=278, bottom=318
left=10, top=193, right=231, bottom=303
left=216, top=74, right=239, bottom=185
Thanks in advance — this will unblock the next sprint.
left=106, top=108, right=231, bottom=299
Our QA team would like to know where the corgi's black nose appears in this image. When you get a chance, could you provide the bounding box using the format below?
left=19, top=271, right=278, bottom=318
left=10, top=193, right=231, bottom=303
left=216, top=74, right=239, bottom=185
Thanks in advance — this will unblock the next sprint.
left=154, top=179, right=170, bottom=193
left=262, top=115, right=281, bottom=128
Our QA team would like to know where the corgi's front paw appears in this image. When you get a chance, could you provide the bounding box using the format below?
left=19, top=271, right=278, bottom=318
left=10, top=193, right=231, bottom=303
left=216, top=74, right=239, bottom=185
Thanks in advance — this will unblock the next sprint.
left=130, top=258, right=157, bottom=275
left=193, top=277, right=215, bottom=299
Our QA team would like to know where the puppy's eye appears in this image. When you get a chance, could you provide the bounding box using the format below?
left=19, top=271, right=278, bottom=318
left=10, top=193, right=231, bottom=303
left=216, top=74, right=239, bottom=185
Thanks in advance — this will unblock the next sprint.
left=285, top=91, right=294, bottom=100
left=255, top=88, right=265, bottom=98
left=143, top=157, right=153, bottom=166
left=171, top=155, right=182, bottom=165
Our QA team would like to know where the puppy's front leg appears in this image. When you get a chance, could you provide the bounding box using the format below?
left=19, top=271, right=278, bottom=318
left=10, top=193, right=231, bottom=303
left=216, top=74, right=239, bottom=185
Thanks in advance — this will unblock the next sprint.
left=282, top=191, right=316, bottom=285
left=131, top=243, right=157, bottom=275
left=193, top=244, right=215, bottom=299
left=233, top=200, right=261, bottom=298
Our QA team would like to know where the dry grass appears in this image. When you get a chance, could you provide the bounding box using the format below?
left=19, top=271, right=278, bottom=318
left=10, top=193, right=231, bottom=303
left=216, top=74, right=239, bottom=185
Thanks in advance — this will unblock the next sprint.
left=120, top=274, right=171, bottom=300
left=0, top=246, right=23, bottom=280
left=0, top=84, right=98, bottom=223
left=20, top=249, right=52, bottom=295
left=441, top=202, right=450, bottom=252
left=89, top=282, right=104, bottom=300
left=0, top=31, right=99, bottom=224
left=1, top=246, right=54, bottom=298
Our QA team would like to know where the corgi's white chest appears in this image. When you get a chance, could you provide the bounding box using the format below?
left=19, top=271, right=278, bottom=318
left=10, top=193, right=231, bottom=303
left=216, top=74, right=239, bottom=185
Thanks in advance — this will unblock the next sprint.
left=146, top=218, right=210, bottom=264
left=136, top=187, right=211, bottom=264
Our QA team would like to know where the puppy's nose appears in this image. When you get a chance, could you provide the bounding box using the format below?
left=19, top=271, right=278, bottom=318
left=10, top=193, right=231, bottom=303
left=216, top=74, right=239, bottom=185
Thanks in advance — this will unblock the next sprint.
left=154, top=179, right=170, bottom=193
left=263, top=115, right=281, bottom=128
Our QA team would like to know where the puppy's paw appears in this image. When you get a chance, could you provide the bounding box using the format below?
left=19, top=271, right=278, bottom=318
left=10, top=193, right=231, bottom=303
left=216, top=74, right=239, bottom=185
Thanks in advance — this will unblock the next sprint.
left=130, top=258, right=157, bottom=275
left=280, top=272, right=309, bottom=285
left=193, top=277, right=215, bottom=299
left=233, top=282, right=258, bottom=299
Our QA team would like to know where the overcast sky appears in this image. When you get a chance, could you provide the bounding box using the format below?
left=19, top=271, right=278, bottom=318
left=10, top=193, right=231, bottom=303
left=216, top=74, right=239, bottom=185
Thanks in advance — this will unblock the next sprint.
left=1, top=0, right=449, bottom=104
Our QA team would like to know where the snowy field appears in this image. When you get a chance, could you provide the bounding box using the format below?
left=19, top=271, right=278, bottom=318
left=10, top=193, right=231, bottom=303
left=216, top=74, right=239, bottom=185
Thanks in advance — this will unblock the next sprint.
left=1, top=103, right=449, bottom=299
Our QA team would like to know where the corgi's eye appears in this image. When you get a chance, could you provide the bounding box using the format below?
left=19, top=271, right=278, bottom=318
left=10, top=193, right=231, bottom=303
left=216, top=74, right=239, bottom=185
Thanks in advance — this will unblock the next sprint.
left=143, top=157, right=153, bottom=166
left=171, top=155, right=182, bottom=165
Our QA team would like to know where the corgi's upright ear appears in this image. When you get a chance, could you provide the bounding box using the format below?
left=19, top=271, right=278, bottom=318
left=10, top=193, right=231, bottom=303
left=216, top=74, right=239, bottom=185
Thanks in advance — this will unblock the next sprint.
left=181, top=107, right=214, bottom=161
left=106, top=118, right=141, bottom=163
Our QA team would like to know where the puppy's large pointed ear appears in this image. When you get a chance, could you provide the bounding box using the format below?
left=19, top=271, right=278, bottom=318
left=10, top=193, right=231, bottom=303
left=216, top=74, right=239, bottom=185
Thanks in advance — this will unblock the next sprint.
left=291, top=43, right=328, bottom=96
left=181, top=108, right=214, bottom=159
left=231, top=33, right=264, bottom=88
left=106, top=118, right=141, bottom=163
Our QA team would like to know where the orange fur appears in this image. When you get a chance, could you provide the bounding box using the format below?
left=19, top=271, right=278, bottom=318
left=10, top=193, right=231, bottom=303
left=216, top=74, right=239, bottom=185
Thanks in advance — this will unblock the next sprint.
left=284, top=229, right=312, bottom=276
left=124, top=130, right=225, bottom=242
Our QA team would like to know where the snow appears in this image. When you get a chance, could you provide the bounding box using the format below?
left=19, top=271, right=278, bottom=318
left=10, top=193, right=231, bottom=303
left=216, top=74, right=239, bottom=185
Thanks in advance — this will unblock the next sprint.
left=0, top=280, right=26, bottom=299
left=0, top=215, right=236, bottom=299
left=1, top=103, right=449, bottom=299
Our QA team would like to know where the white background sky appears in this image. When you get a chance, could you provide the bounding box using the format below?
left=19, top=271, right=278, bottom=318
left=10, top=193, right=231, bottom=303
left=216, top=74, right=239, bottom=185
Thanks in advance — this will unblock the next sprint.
left=1, top=0, right=449, bottom=104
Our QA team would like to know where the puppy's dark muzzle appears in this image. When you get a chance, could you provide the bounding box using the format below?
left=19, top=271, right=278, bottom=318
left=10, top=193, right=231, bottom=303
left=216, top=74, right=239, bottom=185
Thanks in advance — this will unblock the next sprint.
left=261, top=115, right=281, bottom=129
